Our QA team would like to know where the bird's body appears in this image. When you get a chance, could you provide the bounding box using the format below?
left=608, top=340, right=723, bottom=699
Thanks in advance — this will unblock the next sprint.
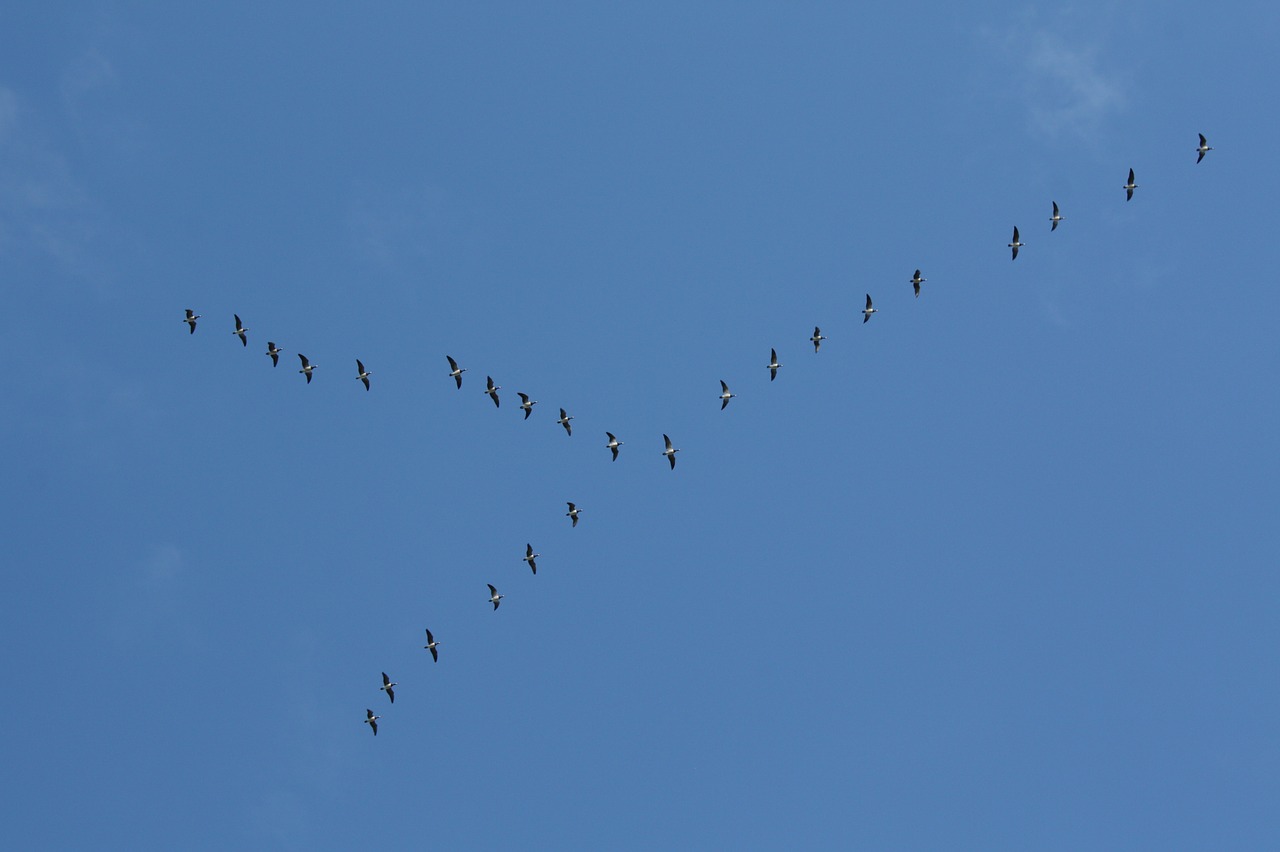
left=356, top=359, right=371, bottom=391
left=1124, top=168, right=1138, bottom=201
left=232, top=314, right=248, bottom=346
left=1050, top=201, right=1063, bottom=231
left=862, top=294, right=877, bottom=323
left=605, top=432, right=623, bottom=461
left=423, top=628, right=440, bottom=662
left=557, top=408, right=574, bottom=436
left=183, top=309, right=200, bottom=334
left=524, top=543, right=540, bottom=575
left=364, top=709, right=380, bottom=735
left=446, top=355, right=466, bottom=389
left=662, top=434, right=680, bottom=470
left=381, top=672, right=397, bottom=704
left=487, top=583, right=504, bottom=610
left=1008, top=226, right=1024, bottom=260
left=298, top=353, right=316, bottom=383
left=566, top=502, right=581, bottom=527
left=767, top=348, right=782, bottom=380
left=517, top=392, right=537, bottom=420
left=485, top=376, right=501, bottom=408
left=810, top=327, right=825, bottom=352
left=1196, top=133, right=1213, bottom=164
left=719, top=380, right=736, bottom=410
left=266, top=341, right=281, bottom=367
left=910, top=269, right=926, bottom=298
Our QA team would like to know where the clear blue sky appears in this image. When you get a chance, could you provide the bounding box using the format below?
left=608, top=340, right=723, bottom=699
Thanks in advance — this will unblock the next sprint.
left=3, top=3, right=1278, bottom=849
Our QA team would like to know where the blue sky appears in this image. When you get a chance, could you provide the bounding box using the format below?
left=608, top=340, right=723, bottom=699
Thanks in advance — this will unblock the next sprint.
left=3, top=3, right=1279, bottom=848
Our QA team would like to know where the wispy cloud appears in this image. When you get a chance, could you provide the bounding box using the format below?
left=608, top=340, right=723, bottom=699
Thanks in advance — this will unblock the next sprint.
left=345, top=180, right=448, bottom=275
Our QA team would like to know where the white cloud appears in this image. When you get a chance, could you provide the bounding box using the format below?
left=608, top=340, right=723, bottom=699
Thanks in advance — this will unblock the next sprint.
left=1023, top=32, right=1126, bottom=139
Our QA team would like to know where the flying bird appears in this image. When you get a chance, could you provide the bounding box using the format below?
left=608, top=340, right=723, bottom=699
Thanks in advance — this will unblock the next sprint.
left=605, top=432, right=623, bottom=461
left=862, top=294, right=877, bottom=323
left=423, top=628, right=440, bottom=662
left=719, top=380, right=736, bottom=410
left=232, top=314, right=248, bottom=346
left=810, top=327, right=825, bottom=352
left=1196, top=133, right=1212, bottom=164
left=1050, top=201, right=1064, bottom=231
left=662, top=434, right=680, bottom=470
left=364, top=709, right=380, bottom=736
left=485, top=376, right=501, bottom=408
left=265, top=341, right=281, bottom=367
left=1124, top=168, right=1138, bottom=201
left=767, top=348, right=782, bottom=381
left=380, top=672, right=397, bottom=704
left=523, top=543, right=539, bottom=575
left=356, top=359, right=371, bottom=391
left=910, top=269, right=926, bottom=298
left=446, top=355, right=466, bottom=389
left=298, top=353, right=316, bottom=383
left=565, top=502, right=581, bottom=527
left=183, top=309, right=200, bottom=334
left=557, top=408, right=574, bottom=436
left=1008, top=226, right=1024, bottom=260
left=487, top=583, right=504, bottom=610
left=517, top=392, right=537, bottom=419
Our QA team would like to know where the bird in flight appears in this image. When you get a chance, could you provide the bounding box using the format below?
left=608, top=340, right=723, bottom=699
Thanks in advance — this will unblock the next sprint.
left=298, top=353, right=317, bottom=384
left=364, top=709, right=380, bottom=736
left=380, top=672, right=397, bottom=704
left=487, top=583, right=504, bottom=610
left=1124, top=168, right=1138, bottom=201
left=524, top=543, right=540, bottom=575
left=862, top=294, right=877, bottom=323
left=1050, top=201, right=1063, bottom=231
left=910, top=269, right=926, bottom=298
left=423, top=628, right=440, bottom=662
left=1008, top=226, right=1024, bottom=260
left=662, top=434, right=680, bottom=470
left=605, top=432, right=623, bottom=461
left=810, top=327, right=825, bottom=352
left=1196, top=133, right=1212, bottom=164
left=232, top=314, right=248, bottom=347
left=356, top=359, right=371, bottom=391
left=517, top=392, right=537, bottom=420
left=183, top=309, right=200, bottom=334
left=446, top=355, right=466, bottom=389
left=265, top=341, right=281, bottom=367
left=485, top=376, right=501, bottom=408
left=566, top=502, right=581, bottom=527
left=557, top=408, right=574, bottom=436
left=719, top=380, right=736, bottom=410
left=767, top=348, right=782, bottom=381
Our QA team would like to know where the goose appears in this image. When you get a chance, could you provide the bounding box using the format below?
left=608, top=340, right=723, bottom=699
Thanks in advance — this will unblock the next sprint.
left=810, top=327, right=826, bottom=352
left=487, top=583, right=504, bottom=610
left=183, top=309, right=200, bottom=334
left=719, top=380, right=736, bottom=410
left=1124, top=168, right=1138, bottom=201
left=364, top=709, right=380, bottom=736
left=767, top=348, right=782, bottom=380
left=356, top=359, right=371, bottom=391
left=565, top=502, right=581, bottom=528
left=1050, top=201, right=1064, bottom=231
left=862, top=294, right=877, bottom=323
left=423, top=628, right=440, bottom=662
left=298, top=353, right=316, bottom=383
left=605, top=432, right=623, bottom=461
left=1008, top=226, right=1024, bottom=260
left=485, top=376, right=501, bottom=408
left=517, top=392, right=537, bottom=420
left=557, top=408, right=574, bottom=436
left=1196, top=133, right=1212, bottom=164
left=523, top=543, right=539, bottom=575
left=265, top=341, right=281, bottom=367
left=662, top=434, right=680, bottom=470
left=232, top=314, right=248, bottom=346
left=446, top=355, right=466, bottom=389
left=380, top=672, right=397, bottom=704
left=910, top=269, right=926, bottom=298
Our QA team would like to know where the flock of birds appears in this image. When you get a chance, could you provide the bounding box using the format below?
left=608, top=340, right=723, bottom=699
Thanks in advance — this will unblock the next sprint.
left=180, top=135, right=1214, bottom=736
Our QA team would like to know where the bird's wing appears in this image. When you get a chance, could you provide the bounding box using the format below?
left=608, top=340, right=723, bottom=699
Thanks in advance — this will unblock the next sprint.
left=1052, top=201, right=1059, bottom=216
left=234, top=314, right=242, bottom=328
left=610, top=447, right=618, bottom=461
left=526, top=543, right=533, bottom=557
left=518, top=392, right=529, bottom=403
left=425, top=628, right=434, bottom=643
left=1012, top=226, right=1019, bottom=241
left=770, top=348, right=777, bottom=362
left=1199, top=133, right=1207, bottom=146
left=1129, top=168, right=1135, bottom=183
left=298, top=354, right=309, bottom=367
left=865, top=294, right=873, bottom=309
left=669, top=454, right=676, bottom=470
left=664, top=434, right=673, bottom=450
left=488, top=583, right=498, bottom=595
left=387, top=688, right=394, bottom=704
left=382, top=672, right=390, bottom=686
left=370, top=719, right=377, bottom=735
left=430, top=647, right=438, bottom=662
left=447, top=355, right=459, bottom=370
left=357, top=359, right=365, bottom=374
left=721, top=380, right=729, bottom=393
